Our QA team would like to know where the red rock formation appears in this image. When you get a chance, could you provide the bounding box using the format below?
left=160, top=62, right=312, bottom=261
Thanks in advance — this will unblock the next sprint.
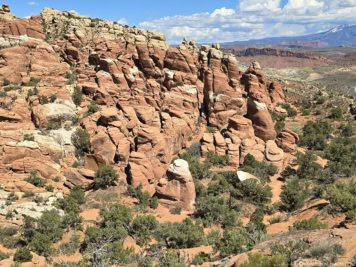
left=0, top=7, right=296, bottom=206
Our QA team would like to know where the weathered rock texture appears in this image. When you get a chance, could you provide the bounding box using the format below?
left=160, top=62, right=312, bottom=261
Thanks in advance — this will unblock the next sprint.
left=156, top=159, right=196, bottom=210
left=0, top=7, right=294, bottom=208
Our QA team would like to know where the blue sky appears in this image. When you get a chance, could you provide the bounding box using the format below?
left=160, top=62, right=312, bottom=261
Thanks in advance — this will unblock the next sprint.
left=10, top=0, right=356, bottom=43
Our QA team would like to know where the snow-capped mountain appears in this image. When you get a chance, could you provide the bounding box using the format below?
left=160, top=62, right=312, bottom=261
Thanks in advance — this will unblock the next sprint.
left=223, top=25, right=356, bottom=47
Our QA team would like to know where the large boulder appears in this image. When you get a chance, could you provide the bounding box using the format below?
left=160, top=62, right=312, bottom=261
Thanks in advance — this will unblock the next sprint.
left=32, top=102, right=77, bottom=128
left=156, top=159, right=196, bottom=211
left=276, top=128, right=299, bottom=153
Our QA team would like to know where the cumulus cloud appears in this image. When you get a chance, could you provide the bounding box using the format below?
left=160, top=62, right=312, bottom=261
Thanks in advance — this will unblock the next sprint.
left=117, top=18, right=128, bottom=25
left=139, top=0, right=356, bottom=43
left=27, top=1, right=39, bottom=5
left=239, top=0, right=281, bottom=12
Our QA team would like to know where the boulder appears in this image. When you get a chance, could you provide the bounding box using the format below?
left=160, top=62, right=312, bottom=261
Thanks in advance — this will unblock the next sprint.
left=156, top=159, right=196, bottom=211
left=237, top=171, right=259, bottom=182
left=265, top=140, right=284, bottom=163
left=276, top=128, right=299, bottom=153
left=32, top=103, right=77, bottom=128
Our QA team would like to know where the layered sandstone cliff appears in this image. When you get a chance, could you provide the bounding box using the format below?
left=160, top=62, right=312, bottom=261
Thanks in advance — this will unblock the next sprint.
left=0, top=6, right=297, bottom=209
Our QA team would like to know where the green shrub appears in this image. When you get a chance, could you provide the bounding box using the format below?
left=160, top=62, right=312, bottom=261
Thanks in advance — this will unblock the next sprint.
left=232, top=179, right=272, bottom=205
left=71, top=128, right=91, bottom=157
left=23, top=191, right=35, bottom=198
left=72, top=161, right=80, bottom=168
left=23, top=134, right=35, bottom=142
left=268, top=215, right=284, bottom=224
left=23, top=77, right=41, bottom=87
left=155, top=218, right=205, bottom=249
left=5, top=211, right=13, bottom=220
left=194, top=195, right=239, bottom=227
left=130, top=215, right=158, bottom=246
left=170, top=206, right=182, bottom=215
left=187, top=159, right=211, bottom=180
left=270, top=111, right=286, bottom=122
left=280, top=176, right=310, bottom=211
left=72, top=116, right=80, bottom=125
left=247, top=208, right=266, bottom=234
left=305, top=242, right=345, bottom=265
left=271, top=240, right=310, bottom=265
left=300, top=120, right=333, bottom=150
left=290, top=217, right=328, bottom=231
left=340, top=123, right=353, bottom=137
left=72, top=86, right=82, bottom=106
left=69, top=186, right=86, bottom=205
left=46, top=121, right=61, bottom=130
left=4, top=85, right=21, bottom=92
left=33, top=195, right=44, bottom=204
left=329, top=107, right=343, bottom=119
left=205, top=151, right=229, bottom=167
left=81, top=204, right=135, bottom=265
left=86, top=101, right=100, bottom=116
left=0, top=227, right=19, bottom=248
left=294, top=152, right=324, bottom=181
left=206, top=126, right=216, bottom=133
left=241, top=252, right=287, bottom=267
left=149, top=196, right=159, bottom=209
left=301, top=108, right=311, bottom=116
left=65, top=72, right=77, bottom=85
left=275, top=121, right=285, bottom=135
left=179, top=142, right=212, bottom=180
left=214, top=228, right=253, bottom=258
left=2, top=78, right=10, bottom=86
left=50, top=94, right=57, bottom=103
left=157, top=250, right=188, bottom=267
left=280, top=103, right=297, bottom=118
left=191, top=252, right=212, bottom=265
left=58, top=234, right=80, bottom=256
left=315, top=96, right=326, bottom=105
left=0, top=250, right=10, bottom=261
left=325, top=180, right=356, bottom=220
left=26, top=88, right=37, bottom=98
left=7, top=192, right=19, bottom=201
left=240, top=154, right=278, bottom=184
left=41, top=95, right=49, bottom=104
left=24, top=171, right=46, bottom=188
left=36, top=210, right=64, bottom=242
left=94, top=165, right=118, bottom=189
left=99, top=204, right=133, bottom=231
left=324, top=137, right=356, bottom=177
left=29, top=232, right=56, bottom=258
left=45, top=185, right=54, bottom=192
left=13, top=247, right=33, bottom=262
left=207, top=175, right=232, bottom=196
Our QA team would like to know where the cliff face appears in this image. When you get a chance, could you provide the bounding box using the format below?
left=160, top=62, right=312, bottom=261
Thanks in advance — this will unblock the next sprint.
left=0, top=7, right=294, bottom=207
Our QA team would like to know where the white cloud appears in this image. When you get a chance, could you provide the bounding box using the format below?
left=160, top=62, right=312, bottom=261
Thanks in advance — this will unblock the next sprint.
left=27, top=2, right=39, bottom=6
left=211, top=7, right=235, bottom=17
left=239, top=0, right=281, bottom=12
left=283, top=0, right=324, bottom=15
left=139, top=0, right=356, bottom=43
left=117, top=18, right=128, bottom=25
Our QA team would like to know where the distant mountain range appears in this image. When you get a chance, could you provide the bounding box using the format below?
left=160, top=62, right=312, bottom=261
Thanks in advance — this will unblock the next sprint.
left=222, top=25, right=356, bottom=47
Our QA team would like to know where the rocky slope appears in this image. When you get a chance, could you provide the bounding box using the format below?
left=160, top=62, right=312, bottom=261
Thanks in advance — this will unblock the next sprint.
left=0, top=6, right=295, bottom=206
left=1, top=5, right=356, bottom=267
